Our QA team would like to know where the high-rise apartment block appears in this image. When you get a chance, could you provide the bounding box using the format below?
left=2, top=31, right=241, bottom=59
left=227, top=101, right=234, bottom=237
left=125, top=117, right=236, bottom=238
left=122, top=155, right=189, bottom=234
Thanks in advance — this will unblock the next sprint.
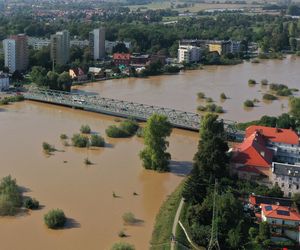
left=51, top=30, right=70, bottom=66
left=89, top=28, right=105, bottom=60
left=3, top=34, right=29, bottom=73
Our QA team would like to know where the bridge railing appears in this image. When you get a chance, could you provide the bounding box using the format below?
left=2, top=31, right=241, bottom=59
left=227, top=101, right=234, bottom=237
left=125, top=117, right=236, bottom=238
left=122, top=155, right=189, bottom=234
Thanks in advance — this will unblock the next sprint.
left=24, top=88, right=239, bottom=134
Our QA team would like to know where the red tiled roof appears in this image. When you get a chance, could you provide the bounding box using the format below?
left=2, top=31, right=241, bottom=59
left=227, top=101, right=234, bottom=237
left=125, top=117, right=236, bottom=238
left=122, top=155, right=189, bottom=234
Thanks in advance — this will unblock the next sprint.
left=232, top=132, right=273, bottom=168
left=261, top=203, right=300, bottom=221
left=113, top=53, right=131, bottom=60
left=246, top=125, right=299, bottom=145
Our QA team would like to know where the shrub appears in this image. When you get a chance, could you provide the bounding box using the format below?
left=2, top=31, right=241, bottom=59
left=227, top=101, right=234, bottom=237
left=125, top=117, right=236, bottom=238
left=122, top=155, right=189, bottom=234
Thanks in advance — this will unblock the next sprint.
left=261, top=79, right=268, bottom=85
left=23, top=197, right=39, bottom=210
left=0, top=176, right=22, bottom=216
left=253, top=98, right=260, bottom=103
left=60, top=134, right=68, bottom=140
left=0, top=98, right=9, bottom=105
left=111, top=242, right=135, bottom=250
left=220, top=93, right=227, bottom=99
left=269, top=83, right=288, bottom=91
left=72, top=133, right=89, bottom=147
left=248, top=79, right=256, bottom=85
left=44, top=209, right=66, bottom=229
left=197, top=105, right=206, bottom=112
left=106, top=120, right=139, bottom=138
left=122, top=212, right=136, bottom=224
left=263, top=94, right=277, bottom=101
left=206, top=97, right=213, bottom=103
left=118, top=230, right=127, bottom=238
left=84, top=158, right=92, bottom=165
left=276, top=88, right=292, bottom=96
left=42, top=142, right=55, bottom=154
left=120, top=119, right=139, bottom=135
left=136, top=128, right=144, bottom=138
left=215, top=106, right=224, bottom=113
left=80, top=125, right=91, bottom=134
left=90, top=134, right=105, bottom=147
left=244, top=100, right=254, bottom=107
left=197, top=92, right=205, bottom=99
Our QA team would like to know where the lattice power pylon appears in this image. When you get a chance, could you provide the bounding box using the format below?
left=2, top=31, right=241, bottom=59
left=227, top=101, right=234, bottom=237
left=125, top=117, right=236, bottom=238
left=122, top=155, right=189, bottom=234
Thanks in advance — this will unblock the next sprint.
left=208, top=179, right=221, bottom=250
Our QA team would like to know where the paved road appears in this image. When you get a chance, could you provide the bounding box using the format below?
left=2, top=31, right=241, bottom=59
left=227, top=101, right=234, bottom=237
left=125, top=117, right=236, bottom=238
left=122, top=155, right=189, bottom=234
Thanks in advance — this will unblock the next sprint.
left=171, top=198, right=185, bottom=250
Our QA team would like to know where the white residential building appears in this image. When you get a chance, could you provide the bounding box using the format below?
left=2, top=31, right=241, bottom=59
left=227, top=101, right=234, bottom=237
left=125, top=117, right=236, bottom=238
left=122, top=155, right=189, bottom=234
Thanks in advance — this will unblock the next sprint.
left=89, top=28, right=105, bottom=60
left=51, top=30, right=70, bottom=66
left=28, top=37, right=50, bottom=50
left=3, top=39, right=16, bottom=73
left=178, top=45, right=201, bottom=63
left=271, top=162, right=300, bottom=197
left=70, top=39, right=89, bottom=49
left=3, top=34, right=29, bottom=73
left=261, top=203, right=300, bottom=244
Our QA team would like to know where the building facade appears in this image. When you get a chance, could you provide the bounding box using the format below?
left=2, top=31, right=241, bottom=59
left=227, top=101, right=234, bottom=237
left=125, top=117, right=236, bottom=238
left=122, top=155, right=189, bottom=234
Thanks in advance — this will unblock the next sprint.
left=3, top=34, right=29, bottom=73
left=89, top=28, right=105, bottom=60
left=50, top=30, right=70, bottom=66
left=208, top=40, right=232, bottom=55
left=0, top=72, right=9, bottom=91
left=261, top=203, right=300, bottom=244
left=28, top=37, right=50, bottom=50
left=178, top=45, right=201, bottom=63
left=105, top=40, right=131, bottom=54
left=271, top=162, right=300, bottom=197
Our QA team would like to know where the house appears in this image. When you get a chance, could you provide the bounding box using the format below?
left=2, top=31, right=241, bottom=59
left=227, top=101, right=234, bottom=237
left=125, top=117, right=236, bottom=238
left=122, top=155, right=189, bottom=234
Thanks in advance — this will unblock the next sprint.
left=208, top=40, right=232, bottom=55
left=88, top=67, right=104, bottom=78
left=260, top=203, right=300, bottom=244
left=245, top=126, right=299, bottom=146
left=271, top=162, right=300, bottom=197
left=113, top=53, right=131, bottom=67
left=249, top=194, right=293, bottom=208
left=69, top=68, right=87, bottom=81
left=231, top=131, right=273, bottom=180
left=178, top=45, right=202, bottom=63
left=130, top=54, right=150, bottom=67
left=246, top=125, right=300, bottom=164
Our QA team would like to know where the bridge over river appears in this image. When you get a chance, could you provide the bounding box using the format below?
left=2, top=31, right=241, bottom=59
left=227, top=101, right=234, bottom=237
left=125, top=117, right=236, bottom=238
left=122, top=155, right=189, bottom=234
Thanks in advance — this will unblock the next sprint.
left=23, top=88, right=241, bottom=138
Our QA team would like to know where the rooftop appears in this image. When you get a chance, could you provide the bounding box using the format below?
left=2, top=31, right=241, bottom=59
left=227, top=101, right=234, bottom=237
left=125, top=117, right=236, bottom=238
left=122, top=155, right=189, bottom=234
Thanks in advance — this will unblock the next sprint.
left=261, top=203, right=300, bottom=221
left=113, top=53, right=131, bottom=60
left=232, top=131, right=273, bottom=168
left=272, top=162, right=300, bottom=178
left=249, top=194, right=293, bottom=207
left=246, top=125, right=299, bottom=145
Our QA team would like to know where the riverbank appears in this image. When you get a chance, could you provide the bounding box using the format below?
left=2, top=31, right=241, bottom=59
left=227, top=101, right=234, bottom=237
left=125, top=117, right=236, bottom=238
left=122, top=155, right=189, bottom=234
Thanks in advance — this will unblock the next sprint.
left=74, top=55, right=300, bottom=122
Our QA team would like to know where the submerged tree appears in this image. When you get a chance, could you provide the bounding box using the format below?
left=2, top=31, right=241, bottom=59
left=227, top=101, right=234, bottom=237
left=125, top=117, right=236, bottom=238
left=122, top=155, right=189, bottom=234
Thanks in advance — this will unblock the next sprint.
left=139, top=114, right=172, bottom=172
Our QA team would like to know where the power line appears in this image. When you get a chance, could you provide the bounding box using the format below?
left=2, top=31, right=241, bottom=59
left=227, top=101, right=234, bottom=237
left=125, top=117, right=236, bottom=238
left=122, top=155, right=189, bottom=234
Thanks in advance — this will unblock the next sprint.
left=208, top=179, right=221, bottom=250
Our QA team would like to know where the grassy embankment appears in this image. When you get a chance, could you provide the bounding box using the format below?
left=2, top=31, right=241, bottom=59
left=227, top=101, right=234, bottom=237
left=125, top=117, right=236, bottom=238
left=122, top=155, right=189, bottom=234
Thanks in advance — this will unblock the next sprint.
left=150, top=181, right=185, bottom=250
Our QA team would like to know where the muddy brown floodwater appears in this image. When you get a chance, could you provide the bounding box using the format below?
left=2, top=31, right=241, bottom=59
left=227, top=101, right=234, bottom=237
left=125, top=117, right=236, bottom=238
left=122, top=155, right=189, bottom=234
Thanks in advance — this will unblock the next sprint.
left=0, top=101, right=198, bottom=250
left=74, top=55, right=300, bottom=122
left=0, top=56, right=299, bottom=250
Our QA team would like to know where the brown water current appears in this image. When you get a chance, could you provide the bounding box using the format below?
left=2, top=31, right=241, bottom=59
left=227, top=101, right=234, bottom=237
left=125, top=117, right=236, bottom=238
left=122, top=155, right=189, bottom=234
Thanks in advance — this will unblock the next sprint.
left=75, top=56, right=300, bottom=122
left=0, top=102, right=197, bottom=250
left=0, top=56, right=299, bottom=250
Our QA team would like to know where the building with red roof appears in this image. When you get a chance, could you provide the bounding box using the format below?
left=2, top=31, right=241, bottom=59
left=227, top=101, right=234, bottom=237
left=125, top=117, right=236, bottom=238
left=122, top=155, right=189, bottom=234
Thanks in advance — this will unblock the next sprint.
left=113, top=53, right=131, bottom=67
left=246, top=125, right=299, bottom=145
left=260, top=203, right=300, bottom=244
left=231, top=131, right=273, bottom=180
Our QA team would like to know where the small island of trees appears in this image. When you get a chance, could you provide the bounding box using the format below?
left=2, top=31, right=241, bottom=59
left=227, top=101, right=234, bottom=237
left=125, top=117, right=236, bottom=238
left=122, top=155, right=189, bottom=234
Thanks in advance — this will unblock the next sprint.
left=44, top=209, right=67, bottom=229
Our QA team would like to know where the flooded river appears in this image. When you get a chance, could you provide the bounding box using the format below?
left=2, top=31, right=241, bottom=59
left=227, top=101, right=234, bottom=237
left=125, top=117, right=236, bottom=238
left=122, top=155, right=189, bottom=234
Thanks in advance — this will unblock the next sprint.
left=75, top=56, right=300, bottom=122
left=0, top=56, right=299, bottom=250
left=0, top=102, right=197, bottom=250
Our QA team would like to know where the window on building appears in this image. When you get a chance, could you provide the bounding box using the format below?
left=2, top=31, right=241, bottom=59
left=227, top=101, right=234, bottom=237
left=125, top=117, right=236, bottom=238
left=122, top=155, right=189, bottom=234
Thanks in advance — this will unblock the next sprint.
left=297, top=185, right=299, bottom=190
left=281, top=183, right=285, bottom=188
left=289, top=184, right=292, bottom=189
left=288, top=192, right=291, bottom=198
